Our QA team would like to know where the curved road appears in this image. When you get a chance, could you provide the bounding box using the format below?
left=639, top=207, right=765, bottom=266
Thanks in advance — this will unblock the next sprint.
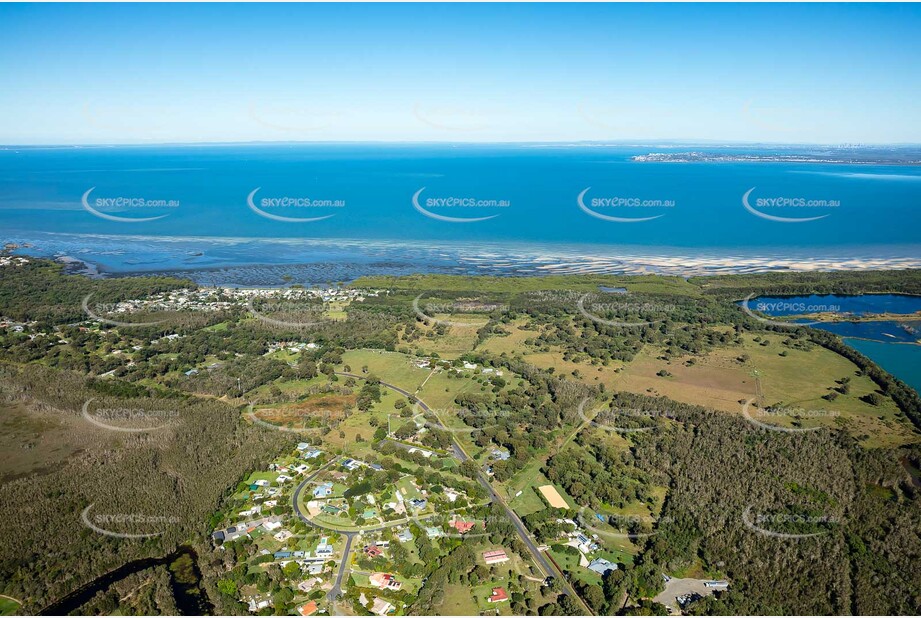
left=291, top=456, right=440, bottom=602
left=333, top=372, right=591, bottom=614
left=291, top=461, right=355, bottom=601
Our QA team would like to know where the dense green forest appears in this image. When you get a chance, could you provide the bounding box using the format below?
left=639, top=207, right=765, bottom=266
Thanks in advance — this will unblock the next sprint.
left=2, top=259, right=921, bottom=615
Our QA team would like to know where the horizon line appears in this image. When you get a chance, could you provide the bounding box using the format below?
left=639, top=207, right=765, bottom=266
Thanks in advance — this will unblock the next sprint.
left=3, top=139, right=920, bottom=149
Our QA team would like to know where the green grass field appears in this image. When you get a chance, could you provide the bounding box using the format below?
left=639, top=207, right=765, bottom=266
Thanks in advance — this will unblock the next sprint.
left=0, top=597, right=22, bottom=616
left=509, top=485, right=547, bottom=518
left=612, top=335, right=918, bottom=447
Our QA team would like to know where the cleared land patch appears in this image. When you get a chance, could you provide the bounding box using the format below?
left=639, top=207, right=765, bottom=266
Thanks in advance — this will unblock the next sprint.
left=538, top=484, right=569, bottom=509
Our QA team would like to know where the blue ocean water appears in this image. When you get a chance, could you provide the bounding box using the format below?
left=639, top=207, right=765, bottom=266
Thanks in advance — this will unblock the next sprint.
left=752, top=294, right=921, bottom=317
left=843, top=338, right=921, bottom=393
left=809, top=320, right=921, bottom=343
left=751, top=294, right=921, bottom=392
left=1, top=144, right=920, bottom=279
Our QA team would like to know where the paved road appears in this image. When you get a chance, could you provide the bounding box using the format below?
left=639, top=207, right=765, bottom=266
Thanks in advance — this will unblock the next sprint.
left=291, top=457, right=441, bottom=602
left=291, top=461, right=355, bottom=601
left=380, top=438, right=454, bottom=460
left=335, top=372, right=592, bottom=614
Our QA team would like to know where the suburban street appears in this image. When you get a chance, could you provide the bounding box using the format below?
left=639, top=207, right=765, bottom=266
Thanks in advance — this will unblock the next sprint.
left=291, top=462, right=355, bottom=601
left=291, top=459, right=441, bottom=602
left=334, top=372, right=592, bottom=614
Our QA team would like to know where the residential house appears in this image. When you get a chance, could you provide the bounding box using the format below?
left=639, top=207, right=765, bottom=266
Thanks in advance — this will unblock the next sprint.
left=370, top=598, right=394, bottom=616
left=306, top=563, right=324, bottom=575
left=587, top=558, right=617, bottom=576
left=483, top=549, right=509, bottom=565
left=248, top=598, right=270, bottom=612
left=396, top=528, right=414, bottom=543
left=488, top=587, right=509, bottom=603
left=313, top=482, right=333, bottom=498
left=363, top=545, right=384, bottom=558
left=316, top=538, right=334, bottom=558
left=450, top=520, right=476, bottom=535
left=369, top=573, right=402, bottom=591
left=491, top=449, right=511, bottom=461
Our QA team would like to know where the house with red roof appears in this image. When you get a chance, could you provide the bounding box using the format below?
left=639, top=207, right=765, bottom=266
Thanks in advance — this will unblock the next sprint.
left=369, top=572, right=402, bottom=590
left=488, top=587, right=509, bottom=603
left=450, top=519, right=475, bottom=534
left=363, top=544, right=384, bottom=558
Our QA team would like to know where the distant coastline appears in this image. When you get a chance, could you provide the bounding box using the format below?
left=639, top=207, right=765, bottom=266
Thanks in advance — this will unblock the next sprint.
left=633, top=151, right=921, bottom=165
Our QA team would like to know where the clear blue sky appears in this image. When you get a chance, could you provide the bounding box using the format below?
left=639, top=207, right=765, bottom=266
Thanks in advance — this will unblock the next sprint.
left=1, top=2, right=919, bottom=144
